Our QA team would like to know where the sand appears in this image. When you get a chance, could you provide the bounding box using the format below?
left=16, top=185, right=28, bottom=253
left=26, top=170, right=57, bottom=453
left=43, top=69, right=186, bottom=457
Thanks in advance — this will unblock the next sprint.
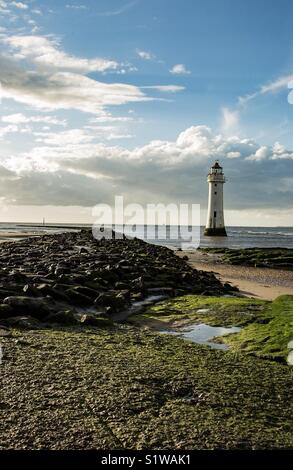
left=178, top=250, right=293, bottom=301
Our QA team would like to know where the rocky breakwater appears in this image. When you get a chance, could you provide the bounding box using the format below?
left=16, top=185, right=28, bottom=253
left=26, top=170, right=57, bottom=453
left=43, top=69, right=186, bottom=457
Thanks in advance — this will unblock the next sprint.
left=0, top=230, right=235, bottom=329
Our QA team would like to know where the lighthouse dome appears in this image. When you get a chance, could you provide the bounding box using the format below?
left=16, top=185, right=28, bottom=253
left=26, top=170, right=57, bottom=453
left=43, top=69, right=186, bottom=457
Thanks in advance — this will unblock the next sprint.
left=211, top=161, right=222, bottom=169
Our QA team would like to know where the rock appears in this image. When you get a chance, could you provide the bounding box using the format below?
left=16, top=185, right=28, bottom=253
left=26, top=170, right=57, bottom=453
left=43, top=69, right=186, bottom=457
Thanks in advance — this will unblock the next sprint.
left=79, top=314, right=113, bottom=327
left=224, top=282, right=238, bottom=292
left=4, top=316, right=42, bottom=329
left=0, top=304, right=14, bottom=319
left=78, top=247, right=90, bottom=254
left=3, top=296, right=51, bottom=319
left=36, top=284, right=70, bottom=302
left=54, top=265, right=71, bottom=276
left=0, top=288, right=23, bottom=300
left=23, top=284, right=40, bottom=296
left=70, top=285, right=100, bottom=299
left=131, top=276, right=145, bottom=292
left=0, top=325, right=11, bottom=337
left=147, top=287, right=175, bottom=297
left=66, top=288, right=93, bottom=306
left=83, top=280, right=107, bottom=291
left=7, top=271, right=28, bottom=283
left=94, top=291, right=129, bottom=313
left=182, top=255, right=189, bottom=261
left=45, top=310, right=77, bottom=325
left=115, top=281, right=131, bottom=290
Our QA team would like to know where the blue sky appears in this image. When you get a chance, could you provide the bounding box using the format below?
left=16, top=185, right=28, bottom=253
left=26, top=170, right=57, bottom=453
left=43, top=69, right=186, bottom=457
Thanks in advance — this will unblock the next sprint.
left=0, top=0, right=292, bottom=225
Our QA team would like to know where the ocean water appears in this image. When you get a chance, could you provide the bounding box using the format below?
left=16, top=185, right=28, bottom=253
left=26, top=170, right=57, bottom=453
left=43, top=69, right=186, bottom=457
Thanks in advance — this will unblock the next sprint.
left=0, top=223, right=292, bottom=249
left=123, top=225, right=293, bottom=249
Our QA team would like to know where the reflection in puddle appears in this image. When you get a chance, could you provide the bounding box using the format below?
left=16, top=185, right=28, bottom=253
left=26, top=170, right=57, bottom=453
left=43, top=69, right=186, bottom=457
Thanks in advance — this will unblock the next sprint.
left=161, top=323, right=241, bottom=350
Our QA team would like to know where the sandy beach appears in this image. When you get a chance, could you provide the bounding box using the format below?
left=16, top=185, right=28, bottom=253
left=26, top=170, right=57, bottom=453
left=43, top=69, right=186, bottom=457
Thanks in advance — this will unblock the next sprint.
left=178, top=250, right=293, bottom=300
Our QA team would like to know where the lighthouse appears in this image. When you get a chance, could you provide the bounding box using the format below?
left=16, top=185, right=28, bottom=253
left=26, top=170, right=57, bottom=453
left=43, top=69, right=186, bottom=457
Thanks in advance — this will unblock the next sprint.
left=204, top=161, right=227, bottom=236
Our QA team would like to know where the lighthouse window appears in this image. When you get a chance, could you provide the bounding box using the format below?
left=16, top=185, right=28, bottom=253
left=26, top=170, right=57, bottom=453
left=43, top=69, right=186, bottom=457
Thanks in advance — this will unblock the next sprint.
left=215, top=184, right=217, bottom=187
left=214, top=191, right=217, bottom=195
left=214, top=211, right=217, bottom=218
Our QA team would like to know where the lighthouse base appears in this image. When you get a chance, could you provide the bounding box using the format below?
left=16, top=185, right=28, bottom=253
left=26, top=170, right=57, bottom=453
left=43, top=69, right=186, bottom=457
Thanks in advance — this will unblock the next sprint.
left=204, top=227, right=227, bottom=237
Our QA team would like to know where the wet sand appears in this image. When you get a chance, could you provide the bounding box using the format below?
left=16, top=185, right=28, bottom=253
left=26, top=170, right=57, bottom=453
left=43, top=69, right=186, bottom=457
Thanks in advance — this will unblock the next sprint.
left=178, top=250, right=293, bottom=300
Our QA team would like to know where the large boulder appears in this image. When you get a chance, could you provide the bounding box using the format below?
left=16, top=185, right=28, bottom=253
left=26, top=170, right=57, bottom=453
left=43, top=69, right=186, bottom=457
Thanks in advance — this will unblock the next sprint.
left=3, top=316, right=42, bottom=329
left=66, top=288, right=93, bottom=306
left=3, top=296, right=51, bottom=319
left=70, top=285, right=101, bottom=299
left=45, top=310, right=78, bottom=325
left=94, top=290, right=129, bottom=313
left=0, top=304, right=14, bottom=319
left=36, top=284, right=70, bottom=302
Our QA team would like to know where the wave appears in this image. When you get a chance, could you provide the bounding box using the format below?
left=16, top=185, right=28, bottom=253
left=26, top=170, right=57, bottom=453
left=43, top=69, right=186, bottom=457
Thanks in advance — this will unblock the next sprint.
left=229, top=229, right=293, bottom=236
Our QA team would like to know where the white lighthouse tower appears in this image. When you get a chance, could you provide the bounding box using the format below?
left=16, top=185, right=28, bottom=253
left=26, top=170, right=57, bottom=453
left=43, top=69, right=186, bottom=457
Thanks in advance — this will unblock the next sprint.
left=204, top=161, right=227, bottom=236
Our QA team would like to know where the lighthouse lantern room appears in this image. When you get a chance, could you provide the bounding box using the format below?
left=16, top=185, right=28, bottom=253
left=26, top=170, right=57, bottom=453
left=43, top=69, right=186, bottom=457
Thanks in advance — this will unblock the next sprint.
left=204, top=161, right=227, bottom=236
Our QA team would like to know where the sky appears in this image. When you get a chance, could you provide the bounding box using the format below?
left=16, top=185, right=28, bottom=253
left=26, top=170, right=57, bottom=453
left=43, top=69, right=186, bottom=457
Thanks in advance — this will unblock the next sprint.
left=0, top=0, right=293, bottom=226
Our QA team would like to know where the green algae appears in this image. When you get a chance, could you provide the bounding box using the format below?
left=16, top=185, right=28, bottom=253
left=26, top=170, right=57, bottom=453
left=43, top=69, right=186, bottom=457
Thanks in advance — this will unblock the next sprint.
left=136, top=294, right=267, bottom=327
left=200, top=247, right=293, bottom=269
left=132, top=294, right=293, bottom=363
left=1, top=324, right=292, bottom=450
left=223, top=295, right=293, bottom=362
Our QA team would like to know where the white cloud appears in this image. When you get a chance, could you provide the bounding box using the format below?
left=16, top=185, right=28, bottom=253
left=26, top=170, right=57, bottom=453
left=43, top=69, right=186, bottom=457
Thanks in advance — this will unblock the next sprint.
left=221, top=107, right=239, bottom=133
left=0, top=124, right=18, bottom=139
left=11, top=2, right=28, bottom=9
left=0, top=55, right=151, bottom=114
left=89, top=114, right=133, bottom=123
left=0, top=33, right=157, bottom=114
left=106, top=133, right=133, bottom=140
left=0, top=0, right=10, bottom=14
left=136, top=49, right=154, bottom=60
left=2, top=113, right=67, bottom=126
left=169, top=64, right=190, bottom=75
left=96, top=1, right=138, bottom=17
left=142, top=85, right=185, bottom=92
left=227, top=151, right=241, bottom=159
left=35, top=129, right=95, bottom=146
left=4, top=35, right=119, bottom=73
left=66, top=4, right=87, bottom=9
left=239, top=73, right=293, bottom=106
left=246, top=145, right=271, bottom=161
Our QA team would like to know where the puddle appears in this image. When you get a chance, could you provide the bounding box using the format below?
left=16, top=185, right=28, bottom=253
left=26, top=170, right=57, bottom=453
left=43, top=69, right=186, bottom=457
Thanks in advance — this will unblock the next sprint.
left=113, top=295, right=167, bottom=321
left=160, top=323, right=241, bottom=350
left=128, top=295, right=167, bottom=315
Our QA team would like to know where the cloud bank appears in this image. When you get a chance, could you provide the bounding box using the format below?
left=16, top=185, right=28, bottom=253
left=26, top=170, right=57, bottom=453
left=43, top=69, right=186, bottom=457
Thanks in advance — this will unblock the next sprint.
left=0, top=126, right=292, bottom=210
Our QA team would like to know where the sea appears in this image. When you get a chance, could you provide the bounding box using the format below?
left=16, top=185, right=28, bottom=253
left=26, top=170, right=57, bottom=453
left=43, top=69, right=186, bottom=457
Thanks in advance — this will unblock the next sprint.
left=0, top=223, right=292, bottom=250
